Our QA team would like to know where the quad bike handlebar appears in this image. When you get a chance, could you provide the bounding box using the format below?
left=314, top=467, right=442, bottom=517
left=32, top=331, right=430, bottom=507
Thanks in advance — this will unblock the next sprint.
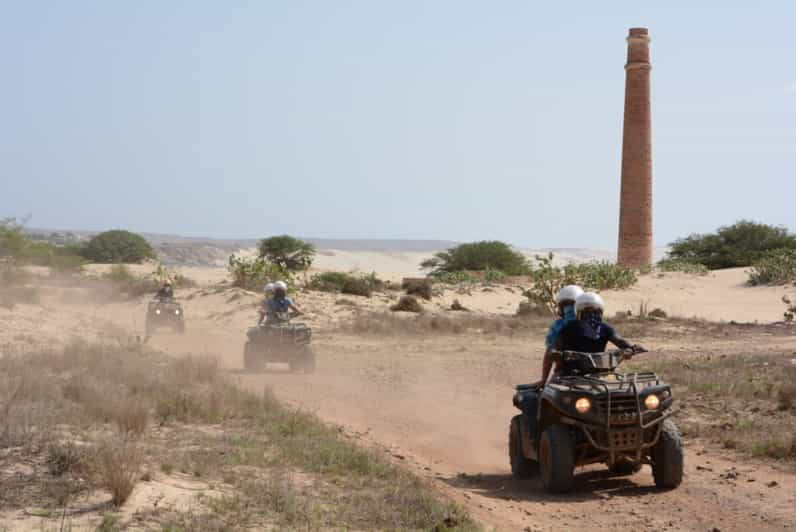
left=548, top=346, right=648, bottom=373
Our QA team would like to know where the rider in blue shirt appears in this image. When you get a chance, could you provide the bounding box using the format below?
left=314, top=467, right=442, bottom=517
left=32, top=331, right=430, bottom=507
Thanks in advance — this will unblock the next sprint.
left=264, top=280, right=302, bottom=324
left=553, top=292, right=644, bottom=374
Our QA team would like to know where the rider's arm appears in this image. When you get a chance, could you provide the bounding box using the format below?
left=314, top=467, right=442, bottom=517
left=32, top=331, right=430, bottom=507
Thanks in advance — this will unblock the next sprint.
left=288, top=299, right=302, bottom=314
left=606, top=326, right=633, bottom=350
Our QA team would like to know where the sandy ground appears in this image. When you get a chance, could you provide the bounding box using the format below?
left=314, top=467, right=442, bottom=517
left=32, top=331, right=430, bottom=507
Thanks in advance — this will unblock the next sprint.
left=2, top=266, right=796, bottom=531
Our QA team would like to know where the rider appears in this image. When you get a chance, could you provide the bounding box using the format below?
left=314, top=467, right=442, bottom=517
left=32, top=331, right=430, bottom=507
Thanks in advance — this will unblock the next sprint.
left=552, top=292, right=644, bottom=371
left=545, top=285, right=583, bottom=351
left=522, top=285, right=583, bottom=438
left=257, top=282, right=275, bottom=325
left=264, top=280, right=302, bottom=324
left=156, top=281, right=174, bottom=300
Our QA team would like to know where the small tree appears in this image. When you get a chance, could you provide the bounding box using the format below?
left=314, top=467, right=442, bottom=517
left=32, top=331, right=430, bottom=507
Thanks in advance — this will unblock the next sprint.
left=421, top=241, right=530, bottom=276
left=228, top=254, right=292, bottom=291
left=257, top=235, right=315, bottom=271
left=667, top=220, right=796, bottom=270
left=81, top=230, right=155, bottom=264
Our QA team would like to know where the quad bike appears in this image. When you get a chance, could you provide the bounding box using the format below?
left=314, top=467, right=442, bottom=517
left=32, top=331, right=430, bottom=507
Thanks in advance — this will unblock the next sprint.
left=243, top=312, right=315, bottom=373
left=145, top=298, right=185, bottom=335
left=510, top=347, right=683, bottom=493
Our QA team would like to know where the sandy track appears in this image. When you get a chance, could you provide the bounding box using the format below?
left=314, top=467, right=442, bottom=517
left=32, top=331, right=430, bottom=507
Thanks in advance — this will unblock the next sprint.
left=148, top=324, right=796, bottom=532
left=7, top=283, right=796, bottom=532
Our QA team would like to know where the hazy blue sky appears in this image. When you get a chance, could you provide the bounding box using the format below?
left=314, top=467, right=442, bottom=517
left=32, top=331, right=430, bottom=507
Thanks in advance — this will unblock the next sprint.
left=2, top=1, right=794, bottom=248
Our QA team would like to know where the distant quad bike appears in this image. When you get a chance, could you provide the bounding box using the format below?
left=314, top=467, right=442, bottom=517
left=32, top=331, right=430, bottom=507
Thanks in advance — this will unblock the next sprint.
left=244, top=312, right=315, bottom=373
left=145, top=298, right=185, bottom=335
left=510, top=348, right=683, bottom=493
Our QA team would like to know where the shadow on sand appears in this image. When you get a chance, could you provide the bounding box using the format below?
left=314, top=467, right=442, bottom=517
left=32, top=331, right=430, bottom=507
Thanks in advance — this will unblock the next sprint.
left=442, top=469, right=661, bottom=504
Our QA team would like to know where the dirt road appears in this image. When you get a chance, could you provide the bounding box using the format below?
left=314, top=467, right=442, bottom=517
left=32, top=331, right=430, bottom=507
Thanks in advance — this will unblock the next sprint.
left=7, top=284, right=796, bottom=531
left=151, top=326, right=796, bottom=532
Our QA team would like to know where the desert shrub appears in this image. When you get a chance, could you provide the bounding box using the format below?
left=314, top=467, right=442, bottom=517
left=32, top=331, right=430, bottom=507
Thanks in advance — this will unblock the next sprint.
left=81, top=230, right=155, bottom=264
left=46, top=441, right=87, bottom=476
left=570, top=261, right=637, bottom=290
left=308, top=271, right=383, bottom=297
left=258, top=235, right=315, bottom=271
left=450, top=299, right=469, bottom=312
left=667, top=220, right=796, bottom=270
left=402, top=278, right=433, bottom=300
left=656, top=258, right=709, bottom=275
left=90, top=438, right=143, bottom=506
left=421, top=241, right=530, bottom=276
left=0, top=218, right=84, bottom=273
left=103, top=264, right=137, bottom=283
left=390, top=295, right=423, bottom=313
left=431, top=270, right=479, bottom=284
left=228, top=254, right=291, bottom=291
left=107, top=397, right=149, bottom=437
left=522, top=254, right=637, bottom=315
left=747, top=249, right=796, bottom=286
left=648, top=307, right=668, bottom=319
left=484, top=267, right=507, bottom=283
left=151, top=263, right=197, bottom=288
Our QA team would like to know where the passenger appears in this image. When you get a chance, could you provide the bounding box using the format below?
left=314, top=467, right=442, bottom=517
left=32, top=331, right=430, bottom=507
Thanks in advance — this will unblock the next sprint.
left=156, top=281, right=174, bottom=301
left=552, top=292, right=644, bottom=375
left=265, top=280, right=302, bottom=323
left=257, top=282, right=275, bottom=325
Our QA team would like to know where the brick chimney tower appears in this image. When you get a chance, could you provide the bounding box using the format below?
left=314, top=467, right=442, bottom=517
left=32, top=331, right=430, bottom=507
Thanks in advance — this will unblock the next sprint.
left=617, top=27, right=653, bottom=267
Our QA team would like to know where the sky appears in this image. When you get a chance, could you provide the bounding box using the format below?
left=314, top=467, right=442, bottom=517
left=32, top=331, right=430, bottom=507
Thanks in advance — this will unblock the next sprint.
left=1, top=1, right=794, bottom=249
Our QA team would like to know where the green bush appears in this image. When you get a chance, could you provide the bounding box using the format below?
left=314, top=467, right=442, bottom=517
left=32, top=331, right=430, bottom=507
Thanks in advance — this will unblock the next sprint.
left=308, top=271, right=383, bottom=297
left=667, top=220, right=796, bottom=270
left=431, top=271, right=480, bottom=285
left=391, top=295, right=423, bottom=313
left=258, top=235, right=316, bottom=271
left=81, top=230, right=155, bottom=264
left=523, top=254, right=638, bottom=315
left=656, top=258, right=709, bottom=275
left=402, top=278, right=433, bottom=300
left=421, top=241, right=530, bottom=276
left=747, top=249, right=796, bottom=286
left=0, top=218, right=84, bottom=273
left=228, top=255, right=291, bottom=292
left=568, top=261, right=637, bottom=290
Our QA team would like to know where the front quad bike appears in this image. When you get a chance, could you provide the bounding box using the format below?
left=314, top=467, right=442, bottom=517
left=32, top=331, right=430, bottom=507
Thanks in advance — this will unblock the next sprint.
left=243, top=313, right=315, bottom=373
left=510, top=348, right=683, bottom=493
left=145, top=298, right=186, bottom=335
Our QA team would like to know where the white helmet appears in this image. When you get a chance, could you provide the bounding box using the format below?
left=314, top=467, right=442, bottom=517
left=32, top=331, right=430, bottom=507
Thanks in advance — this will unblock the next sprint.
left=274, top=280, right=288, bottom=291
left=575, top=292, right=605, bottom=314
left=556, top=285, right=584, bottom=304
left=263, top=282, right=275, bottom=294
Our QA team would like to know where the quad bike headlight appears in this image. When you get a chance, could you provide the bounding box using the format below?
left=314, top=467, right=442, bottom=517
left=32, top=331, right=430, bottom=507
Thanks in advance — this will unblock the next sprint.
left=644, top=394, right=660, bottom=410
left=575, top=397, right=592, bottom=414
left=174, top=309, right=180, bottom=315
left=155, top=309, right=161, bottom=315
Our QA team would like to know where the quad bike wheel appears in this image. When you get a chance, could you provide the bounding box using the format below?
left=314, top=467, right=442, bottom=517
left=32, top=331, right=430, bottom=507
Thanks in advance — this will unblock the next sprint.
left=652, top=419, right=684, bottom=489
left=145, top=319, right=154, bottom=337
left=509, top=415, right=538, bottom=478
left=609, top=458, right=643, bottom=476
left=176, top=321, right=186, bottom=334
left=288, top=346, right=316, bottom=374
left=302, top=346, right=316, bottom=374
left=243, top=342, right=261, bottom=372
left=539, top=424, right=575, bottom=493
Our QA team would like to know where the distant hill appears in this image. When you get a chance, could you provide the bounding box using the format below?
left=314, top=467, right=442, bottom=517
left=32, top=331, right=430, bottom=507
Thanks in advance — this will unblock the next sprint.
left=24, top=227, right=666, bottom=267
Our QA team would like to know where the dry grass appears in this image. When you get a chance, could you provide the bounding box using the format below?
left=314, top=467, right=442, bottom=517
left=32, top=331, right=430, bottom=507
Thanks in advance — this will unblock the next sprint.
left=341, top=310, right=547, bottom=337
left=91, top=438, right=144, bottom=506
left=630, top=352, right=796, bottom=460
left=0, top=339, right=477, bottom=530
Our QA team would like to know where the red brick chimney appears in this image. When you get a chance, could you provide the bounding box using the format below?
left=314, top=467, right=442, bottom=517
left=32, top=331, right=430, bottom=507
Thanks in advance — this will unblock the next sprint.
left=617, top=27, right=653, bottom=267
